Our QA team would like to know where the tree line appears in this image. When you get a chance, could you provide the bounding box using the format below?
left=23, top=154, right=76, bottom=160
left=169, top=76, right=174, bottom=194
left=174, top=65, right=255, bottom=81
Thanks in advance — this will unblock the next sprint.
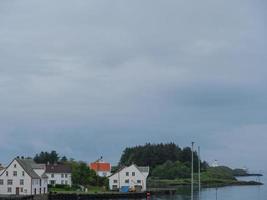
left=119, top=143, right=209, bottom=179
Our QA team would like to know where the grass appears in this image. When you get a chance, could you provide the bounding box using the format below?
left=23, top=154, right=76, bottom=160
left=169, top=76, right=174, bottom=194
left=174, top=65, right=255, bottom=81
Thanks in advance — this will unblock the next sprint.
left=49, top=186, right=108, bottom=194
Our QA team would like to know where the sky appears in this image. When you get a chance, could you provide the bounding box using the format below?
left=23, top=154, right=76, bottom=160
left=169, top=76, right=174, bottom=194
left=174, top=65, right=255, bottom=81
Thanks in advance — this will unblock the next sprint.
left=0, top=0, right=266, bottom=171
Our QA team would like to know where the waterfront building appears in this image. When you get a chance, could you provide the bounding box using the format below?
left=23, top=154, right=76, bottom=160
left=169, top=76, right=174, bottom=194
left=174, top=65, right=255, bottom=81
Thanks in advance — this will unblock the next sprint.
left=89, top=161, right=111, bottom=177
left=45, top=164, right=72, bottom=186
left=211, top=160, right=219, bottom=167
left=108, top=164, right=149, bottom=192
left=0, top=157, right=48, bottom=195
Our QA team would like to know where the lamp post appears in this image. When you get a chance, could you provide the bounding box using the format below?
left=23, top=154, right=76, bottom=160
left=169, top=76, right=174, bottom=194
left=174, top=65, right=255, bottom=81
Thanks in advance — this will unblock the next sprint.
left=198, top=146, right=201, bottom=200
left=191, top=142, right=194, bottom=200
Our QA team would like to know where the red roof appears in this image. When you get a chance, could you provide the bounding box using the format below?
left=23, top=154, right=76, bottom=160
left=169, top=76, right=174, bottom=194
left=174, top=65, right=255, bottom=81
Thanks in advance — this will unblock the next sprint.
left=90, top=162, right=111, bottom=172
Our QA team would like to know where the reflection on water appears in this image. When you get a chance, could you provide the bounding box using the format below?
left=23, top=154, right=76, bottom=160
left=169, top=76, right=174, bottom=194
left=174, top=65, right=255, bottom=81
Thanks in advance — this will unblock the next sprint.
left=113, top=175, right=265, bottom=200
left=117, top=175, right=265, bottom=200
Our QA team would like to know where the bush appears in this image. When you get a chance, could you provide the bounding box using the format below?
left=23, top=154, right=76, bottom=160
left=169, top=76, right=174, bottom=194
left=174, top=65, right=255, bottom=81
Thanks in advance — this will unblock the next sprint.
left=151, top=160, right=190, bottom=179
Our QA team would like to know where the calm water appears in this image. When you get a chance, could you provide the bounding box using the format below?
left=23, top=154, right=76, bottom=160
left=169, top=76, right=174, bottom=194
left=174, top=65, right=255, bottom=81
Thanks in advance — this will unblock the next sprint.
left=148, top=175, right=266, bottom=200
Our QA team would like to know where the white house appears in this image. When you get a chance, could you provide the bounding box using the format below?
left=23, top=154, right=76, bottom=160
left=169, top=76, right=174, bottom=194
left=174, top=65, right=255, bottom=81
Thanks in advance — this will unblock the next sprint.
left=89, top=161, right=111, bottom=177
left=211, top=160, right=219, bottom=167
left=0, top=157, right=48, bottom=195
left=109, top=164, right=149, bottom=192
left=45, top=164, right=72, bottom=186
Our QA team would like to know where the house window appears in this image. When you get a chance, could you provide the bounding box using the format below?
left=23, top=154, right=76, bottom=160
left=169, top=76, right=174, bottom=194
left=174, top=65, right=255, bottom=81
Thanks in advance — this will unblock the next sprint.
left=0, top=179, right=3, bottom=185
left=125, top=179, right=129, bottom=184
left=126, top=172, right=129, bottom=176
left=65, top=181, right=68, bottom=185
left=113, top=180, right=118, bottom=183
left=132, top=172, right=135, bottom=176
left=112, top=185, right=118, bottom=189
left=51, top=174, right=54, bottom=178
left=137, top=180, right=141, bottom=184
left=21, top=188, right=23, bottom=193
left=13, top=171, right=17, bottom=176
left=20, top=179, right=24, bottom=185
left=14, top=164, right=17, bottom=168
left=6, top=171, right=8, bottom=176
left=39, top=188, right=41, bottom=194
left=61, top=174, right=64, bottom=178
left=61, top=180, right=64, bottom=184
left=7, top=187, right=12, bottom=193
left=65, top=174, right=68, bottom=178
left=7, top=179, right=13, bottom=185
left=22, top=171, right=25, bottom=176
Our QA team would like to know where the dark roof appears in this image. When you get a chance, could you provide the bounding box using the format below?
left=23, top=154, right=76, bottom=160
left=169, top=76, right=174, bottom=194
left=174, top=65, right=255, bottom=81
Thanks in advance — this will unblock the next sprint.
left=45, top=164, right=72, bottom=173
left=109, top=164, right=149, bottom=178
left=137, top=166, right=150, bottom=173
left=16, top=158, right=42, bottom=179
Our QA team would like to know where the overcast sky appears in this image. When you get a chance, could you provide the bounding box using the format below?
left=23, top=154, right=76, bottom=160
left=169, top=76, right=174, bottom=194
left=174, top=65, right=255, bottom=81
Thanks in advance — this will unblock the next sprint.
left=0, top=0, right=266, bottom=171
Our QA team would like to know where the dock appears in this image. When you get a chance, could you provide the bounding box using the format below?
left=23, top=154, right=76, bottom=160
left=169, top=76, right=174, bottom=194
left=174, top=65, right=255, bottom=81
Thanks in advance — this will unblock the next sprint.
left=48, top=188, right=177, bottom=200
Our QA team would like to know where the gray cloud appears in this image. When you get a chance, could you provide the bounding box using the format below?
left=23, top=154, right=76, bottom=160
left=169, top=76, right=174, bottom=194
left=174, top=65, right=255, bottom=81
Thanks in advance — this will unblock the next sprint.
left=0, top=0, right=266, bottom=171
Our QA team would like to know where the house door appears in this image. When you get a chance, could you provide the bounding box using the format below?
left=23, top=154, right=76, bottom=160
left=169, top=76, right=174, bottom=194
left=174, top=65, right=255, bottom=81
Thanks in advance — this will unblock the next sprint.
left=16, top=187, right=20, bottom=195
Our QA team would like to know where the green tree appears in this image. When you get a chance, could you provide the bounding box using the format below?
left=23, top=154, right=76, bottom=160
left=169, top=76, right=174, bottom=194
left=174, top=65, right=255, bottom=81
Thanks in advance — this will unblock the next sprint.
left=152, top=161, right=191, bottom=179
left=34, top=151, right=62, bottom=164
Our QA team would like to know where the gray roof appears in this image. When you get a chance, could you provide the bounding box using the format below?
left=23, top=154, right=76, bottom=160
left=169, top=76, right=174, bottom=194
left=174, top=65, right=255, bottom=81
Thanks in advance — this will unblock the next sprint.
left=45, top=164, right=72, bottom=173
left=137, top=166, right=149, bottom=173
left=16, top=158, right=43, bottom=179
left=109, top=164, right=149, bottom=178
left=41, top=173, right=48, bottom=178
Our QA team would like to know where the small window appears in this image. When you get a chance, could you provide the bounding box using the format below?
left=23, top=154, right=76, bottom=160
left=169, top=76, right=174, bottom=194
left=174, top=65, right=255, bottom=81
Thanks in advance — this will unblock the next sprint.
left=20, top=179, right=24, bottom=185
left=51, top=174, right=54, bottom=178
left=112, top=185, right=118, bottom=189
left=6, top=171, right=8, bottom=176
left=7, top=187, right=12, bottom=193
left=14, top=164, right=17, bottom=168
left=137, top=180, right=141, bottom=184
left=7, top=179, right=13, bottom=185
left=13, top=171, right=17, bottom=176
left=126, top=172, right=129, bottom=176
left=22, top=171, right=25, bottom=176
left=0, top=179, right=3, bottom=185
left=61, top=180, right=64, bottom=184
left=65, top=180, right=68, bottom=185
left=21, top=187, right=23, bottom=193
left=61, top=174, right=64, bottom=178
left=65, top=174, right=67, bottom=178
left=132, top=172, right=135, bottom=176
left=113, top=179, right=118, bottom=183
left=125, top=179, right=129, bottom=184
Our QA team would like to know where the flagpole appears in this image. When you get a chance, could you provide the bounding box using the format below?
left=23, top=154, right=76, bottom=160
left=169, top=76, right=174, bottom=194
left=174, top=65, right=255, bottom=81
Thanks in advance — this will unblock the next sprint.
left=191, top=142, right=194, bottom=200
left=198, top=146, right=201, bottom=200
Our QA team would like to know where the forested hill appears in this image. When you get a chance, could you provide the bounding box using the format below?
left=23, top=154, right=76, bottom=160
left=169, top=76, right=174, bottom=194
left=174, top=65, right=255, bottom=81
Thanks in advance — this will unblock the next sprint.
left=119, top=143, right=208, bottom=171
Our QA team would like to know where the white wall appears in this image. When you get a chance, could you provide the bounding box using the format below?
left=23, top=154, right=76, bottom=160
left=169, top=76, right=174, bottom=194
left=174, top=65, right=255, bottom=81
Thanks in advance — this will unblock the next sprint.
left=97, top=171, right=111, bottom=177
left=46, top=173, right=72, bottom=186
left=0, top=160, right=48, bottom=195
left=109, top=165, right=148, bottom=191
left=0, top=159, right=32, bottom=195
